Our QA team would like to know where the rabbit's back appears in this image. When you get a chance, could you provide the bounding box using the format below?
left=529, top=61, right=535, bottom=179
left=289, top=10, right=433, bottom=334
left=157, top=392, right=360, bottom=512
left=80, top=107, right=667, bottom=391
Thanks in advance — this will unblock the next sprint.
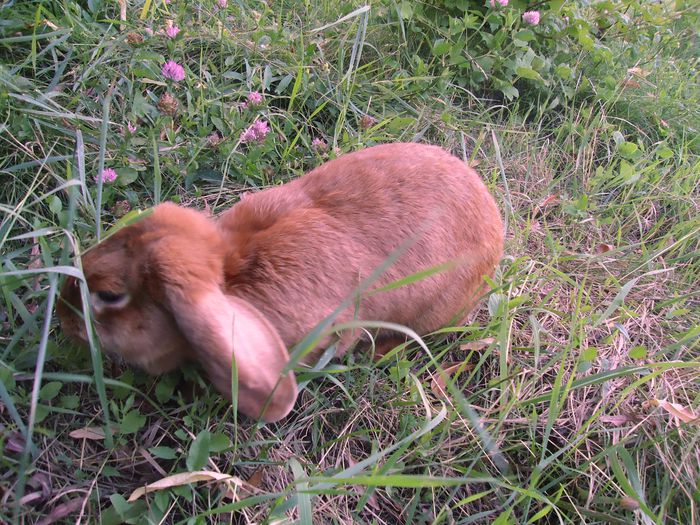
left=218, top=143, right=503, bottom=351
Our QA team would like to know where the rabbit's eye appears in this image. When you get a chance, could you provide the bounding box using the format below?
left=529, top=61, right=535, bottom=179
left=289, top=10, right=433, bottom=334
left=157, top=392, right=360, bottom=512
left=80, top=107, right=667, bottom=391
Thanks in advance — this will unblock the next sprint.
left=96, top=291, right=125, bottom=303
left=91, top=291, right=130, bottom=313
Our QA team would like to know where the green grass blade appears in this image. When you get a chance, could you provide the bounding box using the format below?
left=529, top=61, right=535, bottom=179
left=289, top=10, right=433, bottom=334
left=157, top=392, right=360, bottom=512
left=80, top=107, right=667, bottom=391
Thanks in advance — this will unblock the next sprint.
left=94, top=85, right=113, bottom=241
left=289, top=458, right=313, bottom=523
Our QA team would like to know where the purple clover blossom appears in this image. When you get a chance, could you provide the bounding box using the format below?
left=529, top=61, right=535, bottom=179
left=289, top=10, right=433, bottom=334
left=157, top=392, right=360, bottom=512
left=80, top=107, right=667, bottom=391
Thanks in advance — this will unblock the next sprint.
left=311, top=137, right=328, bottom=152
left=95, top=168, right=118, bottom=184
left=523, top=10, right=541, bottom=25
left=247, top=91, right=263, bottom=105
left=489, top=0, right=508, bottom=6
left=165, top=25, right=180, bottom=39
left=162, top=60, right=185, bottom=82
left=127, top=121, right=137, bottom=133
left=217, top=0, right=228, bottom=8
left=240, top=119, right=270, bottom=144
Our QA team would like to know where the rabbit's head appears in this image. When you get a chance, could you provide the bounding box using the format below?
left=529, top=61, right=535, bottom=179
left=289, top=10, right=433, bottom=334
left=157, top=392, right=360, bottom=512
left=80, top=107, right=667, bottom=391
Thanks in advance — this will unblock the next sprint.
left=57, top=203, right=297, bottom=422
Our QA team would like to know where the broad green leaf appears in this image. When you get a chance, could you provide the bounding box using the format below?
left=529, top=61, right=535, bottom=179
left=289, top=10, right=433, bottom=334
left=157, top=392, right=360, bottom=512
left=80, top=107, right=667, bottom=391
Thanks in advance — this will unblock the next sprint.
left=500, top=85, right=519, bottom=100
left=516, top=66, right=542, bottom=81
left=150, top=446, right=178, bottom=460
left=116, top=167, right=139, bottom=186
left=580, top=347, right=598, bottom=362
left=619, top=160, right=638, bottom=184
left=49, top=195, right=62, bottom=215
left=432, top=39, right=451, bottom=56
left=618, top=141, right=639, bottom=158
left=514, top=30, right=535, bottom=42
left=186, top=430, right=211, bottom=471
left=120, top=409, right=146, bottom=434
left=211, top=116, right=227, bottom=134
left=39, top=381, right=62, bottom=401
left=110, top=494, right=132, bottom=519
left=209, top=433, right=231, bottom=453
left=555, top=65, right=572, bottom=79
left=549, top=0, right=564, bottom=11
left=155, top=374, right=178, bottom=403
left=629, top=346, right=647, bottom=359
left=656, top=146, right=674, bottom=159
left=399, top=1, right=413, bottom=19
left=60, top=395, right=79, bottom=409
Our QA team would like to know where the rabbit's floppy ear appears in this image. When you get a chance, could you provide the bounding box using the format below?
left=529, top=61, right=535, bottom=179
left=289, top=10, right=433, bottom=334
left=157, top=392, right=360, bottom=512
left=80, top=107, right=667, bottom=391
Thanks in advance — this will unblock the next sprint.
left=140, top=204, right=297, bottom=421
left=166, top=285, right=298, bottom=422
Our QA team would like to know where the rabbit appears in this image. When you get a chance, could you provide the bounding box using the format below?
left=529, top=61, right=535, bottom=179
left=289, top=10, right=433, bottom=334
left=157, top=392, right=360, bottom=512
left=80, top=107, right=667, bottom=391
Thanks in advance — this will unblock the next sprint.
left=57, top=142, right=503, bottom=422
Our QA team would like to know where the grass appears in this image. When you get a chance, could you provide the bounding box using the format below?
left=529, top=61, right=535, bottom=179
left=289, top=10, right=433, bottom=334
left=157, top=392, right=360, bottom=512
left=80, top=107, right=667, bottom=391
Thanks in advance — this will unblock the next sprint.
left=1, top=0, right=699, bottom=523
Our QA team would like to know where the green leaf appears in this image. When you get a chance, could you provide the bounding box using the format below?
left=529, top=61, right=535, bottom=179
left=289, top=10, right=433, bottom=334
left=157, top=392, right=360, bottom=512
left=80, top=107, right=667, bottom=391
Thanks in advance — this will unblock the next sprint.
left=35, top=404, right=49, bottom=423
left=275, top=73, right=294, bottom=94
left=508, top=294, right=530, bottom=308
left=594, top=277, right=639, bottom=327
left=186, top=430, right=211, bottom=471
left=102, top=208, right=154, bottom=242
left=493, top=509, right=514, bottom=525
left=618, top=141, right=638, bottom=158
left=619, top=160, right=639, bottom=184
left=370, top=262, right=457, bottom=295
left=132, top=90, right=156, bottom=118
left=514, top=30, right=535, bottom=42
left=49, top=195, right=62, bottom=215
left=222, top=71, right=245, bottom=81
left=263, top=64, right=273, bottom=91
left=580, top=347, right=598, bottom=362
left=555, top=65, right=572, bottom=79
left=629, top=346, right=647, bottom=359
left=116, top=167, right=139, bottom=186
left=387, top=116, right=415, bottom=133
left=500, top=85, right=519, bottom=100
left=549, top=0, right=564, bottom=11
left=109, top=494, right=132, bottom=519
left=60, top=395, right=80, bottom=409
left=656, top=146, right=673, bottom=159
left=150, top=446, right=178, bottom=460
left=39, top=381, right=62, bottom=401
left=432, top=39, right=451, bottom=56
left=209, top=432, right=231, bottom=453
left=576, top=28, right=594, bottom=50
left=290, top=458, right=313, bottom=523
left=103, top=466, right=120, bottom=477
left=133, top=51, right=164, bottom=63
left=211, top=116, right=227, bottom=134
left=488, top=293, right=506, bottom=316
left=155, top=374, right=178, bottom=403
left=399, top=1, right=413, bottom=19
left=516, top=66, right=542, bottom=81
left=120, top=409, right=146, bottom=434
left=527, top=504, right=554, bottom=523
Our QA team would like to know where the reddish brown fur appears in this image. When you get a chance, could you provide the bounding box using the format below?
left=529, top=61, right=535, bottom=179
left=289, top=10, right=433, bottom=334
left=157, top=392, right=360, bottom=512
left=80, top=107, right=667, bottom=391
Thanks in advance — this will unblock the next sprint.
left=57, top=143, right=503, bottom=421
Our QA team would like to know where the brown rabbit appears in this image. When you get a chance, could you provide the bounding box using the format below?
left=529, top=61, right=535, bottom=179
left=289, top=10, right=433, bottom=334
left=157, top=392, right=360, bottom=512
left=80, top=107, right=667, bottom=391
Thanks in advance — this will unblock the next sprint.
left=57, top=142, right=503, bottom=422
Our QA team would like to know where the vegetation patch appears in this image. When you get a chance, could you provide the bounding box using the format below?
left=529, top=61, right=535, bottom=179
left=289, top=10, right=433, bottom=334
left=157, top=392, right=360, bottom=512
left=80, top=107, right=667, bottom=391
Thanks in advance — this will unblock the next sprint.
left=1, top=0, right=698, bottom=523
